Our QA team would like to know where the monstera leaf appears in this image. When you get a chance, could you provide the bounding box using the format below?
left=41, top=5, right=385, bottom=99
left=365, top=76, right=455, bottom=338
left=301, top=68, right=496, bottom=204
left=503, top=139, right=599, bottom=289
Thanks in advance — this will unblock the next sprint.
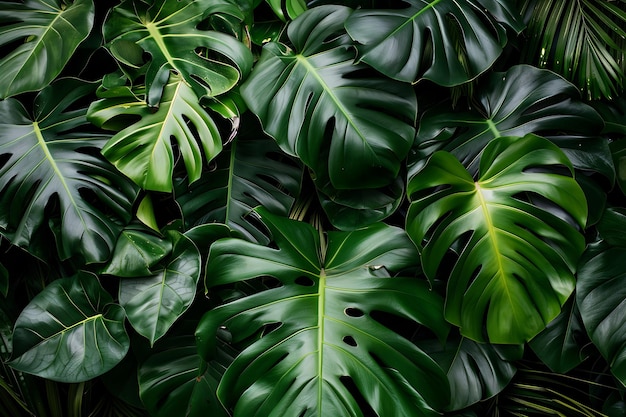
left=88, top=73, right=222, bottom=192
left=413, top=65, right=606, bottom=177
left=175, top=129, right=303, bottom=244
left=407, top=134, right=588, bottom=344
left=422, top=335, right=520, bottom=411
left=196, top=208, right=450, bottom=416
left=104, top=0, right=252, bottom=105
left=0, top=79, right=137, bottom=263
left=9, top=272, right=129, bottom=382
left=0, top=0, right=94, bottom=98
left=139, top=334, right=231, bottom=417
left=344, top=0, right=524, bottom=86
left=529, top=296, right=590, bottom=374
left=577, top=245, right=626, bottom=384
left=241, top=5, right=417, bottom=190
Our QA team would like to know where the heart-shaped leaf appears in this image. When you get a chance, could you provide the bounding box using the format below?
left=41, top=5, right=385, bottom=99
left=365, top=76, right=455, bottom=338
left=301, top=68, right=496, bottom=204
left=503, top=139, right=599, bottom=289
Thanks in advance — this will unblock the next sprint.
left=104, top=0, right=252, bottom=105
left=101, top=225, right=173, bottom=277
left=407, top=134, right=587, bottom=344
left=119, top=231, right=201, bottom=345
left=241, top=5, right=417, bottom=190
left=345, top=0, right=524, bottom=85
left=0, top=0, right=94, bottom=98
left=196, top=208, right=450, bottom=416
left=88, top=73, right=222, bottom=192
left=0, top=78, right=138, bottom=263
left=9, top=272, right=129, bottom=382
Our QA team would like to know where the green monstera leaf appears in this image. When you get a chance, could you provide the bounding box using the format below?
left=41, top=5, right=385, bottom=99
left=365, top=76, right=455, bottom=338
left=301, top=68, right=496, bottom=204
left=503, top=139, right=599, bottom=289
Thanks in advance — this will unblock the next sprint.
left=139, top=334, right=231, bottom=417
left=577, top=244, right=626, bottom=385
left=344, top=0, right=524, bottom=86
left=413, top=65, right=607, bottom=178
left=407, top=134, right=587, bottom=344
left=0, top=79, right=138, bottom=263
left=196, top=208, right=450, bottom=417
left=9, top=272, right=129, bottom=382
left=241, top=5, right=418, bottom=190
left=88, top=73, right=222, bottom=192
left=175, top=127, right=303, bottom=244
left=104, top=0, right=252, bottom=105
left=0, top=0, right=94, bottom=98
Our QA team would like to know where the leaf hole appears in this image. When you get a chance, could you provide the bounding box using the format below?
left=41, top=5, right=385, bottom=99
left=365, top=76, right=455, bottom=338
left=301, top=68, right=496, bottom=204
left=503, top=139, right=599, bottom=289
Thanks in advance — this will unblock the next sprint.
left=294, top=276, right=315, bottom=287
left=370, top=310, right=420, bottom=341
left=339, top=376, right=380, bottom=417
left=261, top=322, right=282, bottom=336
left=344, top=307, right=364, bottom=318
left=343, top=335, right=357, bottom=347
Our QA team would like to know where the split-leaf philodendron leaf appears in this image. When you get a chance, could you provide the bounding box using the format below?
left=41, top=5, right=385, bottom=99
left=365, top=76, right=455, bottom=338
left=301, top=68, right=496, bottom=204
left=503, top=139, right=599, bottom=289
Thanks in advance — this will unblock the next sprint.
left=104, top=0, right=252, bottom=105
left=0, top=0, right=94, bottom=98
left=0, top=78, right=137, bottom=263
left=88, top=73, right=222, bottom=192
left=196, top=208, right=450, bottom=416
left=241, top=5, right=417, bottom=190
left=345, top=0, right=524, bottom=86
left=407, top=134, right=587, bottom=344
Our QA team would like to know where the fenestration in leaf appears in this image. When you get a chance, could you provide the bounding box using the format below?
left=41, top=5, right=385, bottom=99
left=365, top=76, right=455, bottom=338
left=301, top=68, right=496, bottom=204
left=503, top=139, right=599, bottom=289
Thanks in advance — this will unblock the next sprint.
left=196, top=208, right=450, bottom=417
left=407, top=134, right=587, bottom=344
left=0, top=0, right=95, bottom=98
left=344, top=0, right=524, bottom=86
left=241, top=5, right=417, bottom=190
left=0, top=79, right=138, bottom=263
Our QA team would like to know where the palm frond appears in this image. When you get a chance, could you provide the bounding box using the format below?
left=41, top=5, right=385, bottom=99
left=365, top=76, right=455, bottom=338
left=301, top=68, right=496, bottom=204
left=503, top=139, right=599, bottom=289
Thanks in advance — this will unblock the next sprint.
left=519, top=0, right=626, bottom=100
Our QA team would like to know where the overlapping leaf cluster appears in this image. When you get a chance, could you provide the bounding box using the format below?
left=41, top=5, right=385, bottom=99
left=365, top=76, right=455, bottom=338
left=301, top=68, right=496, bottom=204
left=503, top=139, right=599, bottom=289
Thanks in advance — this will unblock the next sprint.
left=0, top=1, right=626, bottom=416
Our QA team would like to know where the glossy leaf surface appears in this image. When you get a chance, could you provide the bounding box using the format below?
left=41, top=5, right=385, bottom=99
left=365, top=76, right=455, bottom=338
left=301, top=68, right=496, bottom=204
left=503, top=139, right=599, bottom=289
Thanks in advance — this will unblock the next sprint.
left=119, top=231, right=201, bottom=345
left=241, top=5, right=417, bottom=190
left=577, top=246, right=626, bottom=384
left=345, top=0, right=523, bottom=85
left=104, top=0, right=252, bottom=104
left=407, top=135, right=587, bottom=343
left=9, top=273, right=129, bottom=382
left=0, top=0, right=94, bottom=98
left=175, top=133, right=303, bottom=243
left=89, top=74, right=222, bottom=192
left=0, top=79, right=137, bottom=263
left=414, top=65, right=605, bottom=177
left=139, top=335, right=229, bottom=417
left=197, top=208, right=450, bottom=416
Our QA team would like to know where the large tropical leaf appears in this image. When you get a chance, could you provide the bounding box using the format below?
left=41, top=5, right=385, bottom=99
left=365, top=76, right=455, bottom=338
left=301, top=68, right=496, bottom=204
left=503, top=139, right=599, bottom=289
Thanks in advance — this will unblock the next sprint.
left=241, top=5, right=418, bottom=190
left=174, top=127, right=303, bottom=244
left=196, top=208, right=450, bottom=416
left=413, top=65, right=607, bottom=178
left=88, top=73, right=222, bottom=192
left=529, top=296, right=590, bottom=374
left=104, top=0, right=252, bottom=105
left=139, top=335, right=231, bottom=417
left=519, top=0, right=626, bottom=100
left=407, top=134, right=587, bottom=344
left=422, top=336, right=519, bottom=411
left=0, top=79, right=138, bottom=263
left=8, top=272, right=129, bottom=382
left=0, top=0, right=94, bottom=98
left=118, top=231, right=201, bottom=345
left=344, top=0, right=524, bottom=86
left=577, top=244, right=626, bottom=385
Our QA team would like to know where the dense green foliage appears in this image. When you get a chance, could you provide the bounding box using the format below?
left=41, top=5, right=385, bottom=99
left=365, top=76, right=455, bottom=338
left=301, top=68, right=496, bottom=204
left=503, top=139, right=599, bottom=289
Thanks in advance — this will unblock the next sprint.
left=1, top=0, right=626, bottom=416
